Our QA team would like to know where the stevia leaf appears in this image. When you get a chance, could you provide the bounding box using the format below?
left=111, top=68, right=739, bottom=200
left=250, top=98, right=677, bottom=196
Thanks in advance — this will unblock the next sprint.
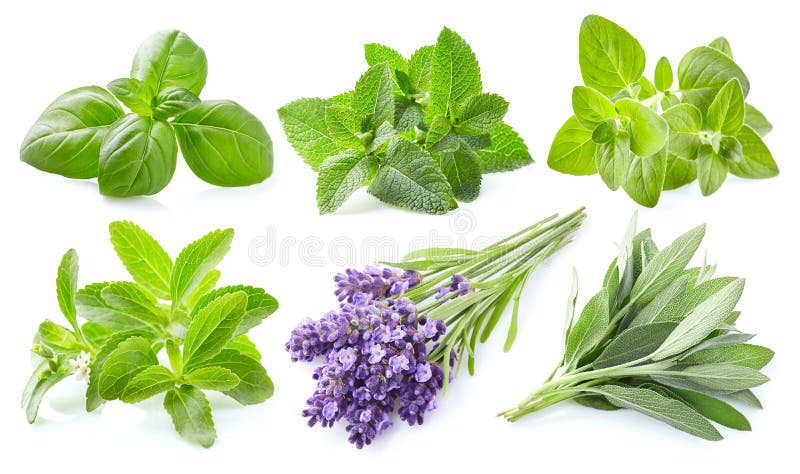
left=678, top=363, right=769, bottom=391
left=662, top=103, right=702, bottom=160
left=201, top=349, right=274, bottom=405
left=97, top=114, right=177, bottom=197
left=368, top=138, right=457, bottom=214
left=727, top=125, right=779, bottom=179
left=77, top=283, right=156, bottom=333
left=594, top=322, right=677, bottom=368
left=81, top=321, right=113, bottom=348
left=164, top=385, right=216, bottom=448
left=572, top=86, right=617, bottom=128
left=24, top=364, right=67, bottom=423
left=652, top=278, right=745, bottom=360
left=109, top=221, right=173, bottom=300
left=85, top=331, right=143, bottom=411
left=682, top=343, right=774, bottom=370
left=565, top=288, right=609, bottom=367
left=37, top=320, right=79, bottom=352
left=585, top=384, right=722, bottom=440
left=98, top=336, right=158, bottom=400
left=56, top=249, right=79, bottom=331
left=671, top=387, right=750, bottom=430
left=101, top=281, right=166, bottom=328
left=278, top=98, right=343, bottom=170
left=224, top=335, right=262, bottom=361
left=316, top=150, right=378, bottom=214
left=152, top=86, right=200, bottom=120
left=578, top=15, right=645, bottom=97
left=183, top=292, right=247, bottom=369
left=475, top=123, right=532, bottom=173
left=438, top=146, right=482, bottom=202
left=354, top=62, right=395, bottom=130
left=131, top=30, right=207, bottom=96
left=184, top=366, right=240, bottom=391
left=455, top=93, right=508, bottom=135
left=120, top=365, right=175, bottom=403
left=428, top=27, right=482, bottom=122
left=706, top=79, right=745, bottom=135
left=743, top=104, right=772, bottom=137
left=697, top=145, right=728, bottom=196
left=107, top=77, right=153, bottom=116
left=654, top=57, right=673, bottom=92
left=709, top=37, right=733, bottom=58
left=408, top=45, right=435, bottom=93
left=171, top=228, right=233, bottom=307
left=678, top=46, right=749, bottom=112
left=190, top=285, right=278, bottom=336
left=616, top=98, right=668, bottom=157
left=548, top=116, right=597, bottom=175
left=172, top=100, right=273, bottom=187
left=621, top=148, right=666, bottom=208
left=20, top=86, right=124, bottom=179
left=184, top=269, right=221, bottom=309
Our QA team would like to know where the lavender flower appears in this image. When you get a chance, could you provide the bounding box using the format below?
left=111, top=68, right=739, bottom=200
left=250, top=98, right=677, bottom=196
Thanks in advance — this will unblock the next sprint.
left=434, top=274, right=472, bottom=300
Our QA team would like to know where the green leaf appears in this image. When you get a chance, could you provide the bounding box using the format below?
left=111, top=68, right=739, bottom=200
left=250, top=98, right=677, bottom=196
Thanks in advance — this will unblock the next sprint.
left=727, top=125, right=779, bottom=179
left=671, top=388, right=750, bottom=431
left=678, top=363, right=769, bottom=391
left=621, top=148, right=667, bottom=208
left=593, top=322, right=677, bottom=368
left=408, top=45, right=434, bottom=93
left=678, top=46, right=749, bottom=112
left=172, top=100, right=273, bottom=187
left=565, top=288, right=609, bottom=366
left=548, top=116, right=597, bottom=175
left=364, top=43, right=408, bottom=92
left=152, top=86, right=200, bottom=120
left=24, top=364, right=67, bottom=423
left=682, top=344, right=774, bottom=370
left=630, top=275, right=690, bottom=327
left=170, top=228, right=233, bottom=307
left=120, top=365, right=175, bottom=403
left=662, top=103, right=702, bottom=160
left=572, top=86, right=616, bottom=128
left=615, top=98, right=668, bottom=156
left=38, top=320, right=80, bottom=352
left=395, top=98, right=425, bottom=131
left=455, top=93, right=508, bottom=135
left=278, top=98, right=343, bottom=170
left=652, top=278, right=745, bottom=360
left=709, top=37, right=733, bottom=58
left=595, top=132, right=631, bottom=191
left=354, top=62, right=395, bottom=130
left=77, top=283, right=156, bottom=332
left=743, top=104, right=772, bottom=137
left=164, top=386, right=216, bottom=448
left=97, top=114, right=177, bottom=197
left=629, top=224, right=705, bottom=306
left=131, top=30, right=207, bottom=96
left=706, top=79, right=745, bottom=135
left=724, top=389, right=762, bottom=409
left=184, top=270, right=221, bottom=309
left=183, top=292, right=247, bottom=369
left=224, top=335, right=262, bottom=361
left=428, top=27, right=482, bottom=122
left=654, top=277, right=739, bottom=323
left=475, top=123, right=532, bottom=173
left=21, top=86, right=124, bottom=179
left=86, top=331, right=142, bottom=411
left=654, top=57, right=673, bottom=92
left=324, top=103, right=362, bottom=149
left=109, top=221, right=173, bottom=300
left=202, top=350, right=274, bottom=405
left=697, top=145, right=728, bottom=196
left=107, top=77, right=153, bottom=115
left=316, top=150, right=378, bottom=214
left=98, top=336, right=158, bottom=400
left=56, top=249, right=79, bottom=331
left=184, top=366, right=240, bottom=391
left=718, top=136, right=743, bottom=163
left=592, top=121, right=615, bottom=144
left=190, top=285, right=278, bottom=337
left=101, top=281, right=166, bottom=328
left=81, top=321, right=113, bottom=347
left=367, top=138, right=457, bottom=214
left=585, top=384, right=722, bottom=440
left=664, top=155, right=697, bottom=190
left=426, top=115, right=458, bottom=153
left=438, top=146, right=482, bottom=202
left=578, top=15, right=645, bottom=96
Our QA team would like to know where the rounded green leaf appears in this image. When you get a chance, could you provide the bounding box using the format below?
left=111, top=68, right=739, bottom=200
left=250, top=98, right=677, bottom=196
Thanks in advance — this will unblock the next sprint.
left=662, top=103, right=702, bottom=160
left=172, top=100, right=273, bottom=187
left=572, top=86, right=617, bottom=128
left=678, top=46, right=749, bottom=111
left=21, top=86, right=124, bottom=179
left=97, top=115, right=177, bottom=197
left=664, top=155, right=697, bottom=190
left=728, top=125, right=779, bottom=178
left=654, top=56, right=673, bottom=92
left=616, top=98, right=668, bottom=157
left=152, top=86, right=200, bottom=120
left=718, top=136, right=743, bottom=163
left=579, top=15, right=645, bottom=96
left=706, top=79, right=745, bottom=135
left=107, top=77, right=153, bottom=116
left=548, top=116, right=597, bottom=175
left=131, top=30, right=207, bottom=96
left=622, top=148, right=667, bottom=208
left=696, top=145, right=728, bottom=196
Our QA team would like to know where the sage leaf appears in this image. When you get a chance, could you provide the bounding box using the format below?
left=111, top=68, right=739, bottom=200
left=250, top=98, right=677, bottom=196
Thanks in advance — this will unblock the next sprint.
left=682, top=344, right=774, bottom=370
left=678, top=363, right=769, bottom=391
left=565, top=288, right=609, bottom=366
left=593, top=322, right=677, bottom=368
left=671, top=388, right=751, bottom=431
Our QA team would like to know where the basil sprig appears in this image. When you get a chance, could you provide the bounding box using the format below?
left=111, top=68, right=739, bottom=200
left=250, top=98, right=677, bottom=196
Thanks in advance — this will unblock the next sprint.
left=548, top=15, right=778, bottom=206
left=20, top=30, right=273, bottom=197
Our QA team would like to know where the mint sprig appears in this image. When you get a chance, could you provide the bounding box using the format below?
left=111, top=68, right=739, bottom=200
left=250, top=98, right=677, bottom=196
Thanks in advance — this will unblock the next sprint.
left=22, top=222, right=278, bottom=448
left=548, top=15, right=778, bottom=206
left=278, top=27, right=533, bottom=215
left=501, top=214, right=773, bottom=440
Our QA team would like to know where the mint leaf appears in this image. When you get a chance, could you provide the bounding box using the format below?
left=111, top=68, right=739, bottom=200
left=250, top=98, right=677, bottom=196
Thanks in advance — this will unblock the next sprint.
left=364, top=43, right=408, bottom=92
left=354, top=62, right=395, bottom=130
left=184, top=367, right=240, bottom=391
left=201, top=350, right=274, bottom=405
left=408, top=45, right=434, bottom=93
left=728, top=125, right=779, bottom=178
left=170, top=228, right=233, bottom=307
left=368, top=138, right=457, bottom=214
left=572, top=86, right=616, bottom=128
left=120, top=365, right=175, bottom=403
left=654, top=57, right=673, bottom=92
left=324, top=103, right=362, bottom=150
left=56, top=248, right=79, bottom=331
left=438, top=146, right=482, bottom=202
left=278, top=98, right=343, bottom=170
left=706, top=78, right=745, bottom=135
left=183, top=291, right=247, bottom=369
left=426, top=115, right=458, bottom=153
left=109, top=221, right=173, bottom=300
left=578, top=15, right=645, bottom=96
left=98, top=335, right=158, bottom=400
left=454, top=93, right=508, bottom=135
left=548, top=116, right=597, bottom=175
left=697, top=145, right=728, bottom=196
left=316, top=150, right=378, bottom=214
left=475, top=123, right=532, bottom=173
left=428, top=27, right=482, bottom=121
left=164, top=386, right=216, bottom=448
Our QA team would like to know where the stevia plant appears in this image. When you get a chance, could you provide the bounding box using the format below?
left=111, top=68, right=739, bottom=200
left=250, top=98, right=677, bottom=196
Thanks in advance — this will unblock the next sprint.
left=21, top=30, right=273, bottom=197
left=548, top=15, right=778, bottom=207
left=501, top=214, right=774, bottom=440
left=286, top=209, right=585, bottom=447
left=22, top=222, right=278, bottom=447
left=278, top=27, right=533, bottom=215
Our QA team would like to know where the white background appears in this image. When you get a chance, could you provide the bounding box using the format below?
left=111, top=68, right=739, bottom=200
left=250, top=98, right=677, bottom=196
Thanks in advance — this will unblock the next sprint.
left=1, top=0, right=797, bottom=472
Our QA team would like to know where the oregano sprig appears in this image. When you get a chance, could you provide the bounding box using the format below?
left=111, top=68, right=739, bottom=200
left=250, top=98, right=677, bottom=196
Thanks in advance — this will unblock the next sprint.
left=548, top=15, right=778, bottom=206
left=22, top=222, right=278, bottom=447
left=500, top=214, right=773, bottom=441
left=278, top=27, right=533, bottom=215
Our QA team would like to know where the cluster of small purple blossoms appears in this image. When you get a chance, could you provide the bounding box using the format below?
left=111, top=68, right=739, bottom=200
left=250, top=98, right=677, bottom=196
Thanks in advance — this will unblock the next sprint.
left=286, top=265, right=449, bottom=448
left=436, top=274, right=472, bottom=299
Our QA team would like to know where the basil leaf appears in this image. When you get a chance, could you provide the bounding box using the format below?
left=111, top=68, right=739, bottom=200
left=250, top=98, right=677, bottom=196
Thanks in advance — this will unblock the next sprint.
left=120, top=365, right=175, bottom=403
left=107, top=77, right=153, bottom=115
left=183, top=366, right=240, bottom=391
left=728, top=125, right=779, bottom=179
left=548, top=116, right=597, bottom=175
left=578, top=15, right=645, bottom=96
left=654, top=57, right=673, bottom=92
left=97, top=115, right=177, bottom=197
left=475, top=123, right=532, bottom=173
left=572, top=86, right=616, bottom=128
left=706, top=78, right=745, bottom=135
left=21, top=86, right=124, bottom=178
left=678, top=46, right=749, bottom=112
left=278, top=98, right=343, bottom=170
left=170, top=227, right=233, bottom=307
left=697, top=144, right=728, bottom=196
left=428, top=27, right=482, bottom=121
left=131, top=30, right=207, bottom=96
left=163, top=386, right=216, bottom=448
left=182, top=291, right=247, bottom=370
left=109, top=221, right=173, bottom=300
left=98, top=335, right=158, bottom=400
left=316, top=150, right=378, bottom=214
left=172, top=100, right=273, bottom=187
left=152, top=86, right=199, bottom=120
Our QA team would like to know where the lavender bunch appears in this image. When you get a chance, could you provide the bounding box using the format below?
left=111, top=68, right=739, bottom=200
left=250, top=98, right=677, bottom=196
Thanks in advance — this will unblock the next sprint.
left=287, top=209, right=586, bottom=447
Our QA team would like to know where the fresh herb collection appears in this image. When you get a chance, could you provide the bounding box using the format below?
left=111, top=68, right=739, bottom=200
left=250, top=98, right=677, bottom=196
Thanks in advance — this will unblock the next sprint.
left=286, top=210, right=585, bottom=447
left=547, top=15, right=778, bottom=206
left=278, top=27, right=532, bottom=214
left=21, top=30, right=273, bottom=197
left=501, top=215, right=773, bottom=440
left=22, top=222, right=277, bottom=447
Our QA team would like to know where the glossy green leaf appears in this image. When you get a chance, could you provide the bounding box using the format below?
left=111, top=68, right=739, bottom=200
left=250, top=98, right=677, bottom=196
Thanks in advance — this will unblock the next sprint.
left=662, top=103, right=702, bottom=160
left=152, top=86, right=200, bottom=120
left=131, top=30, right=207, bottom=96
left=572, top=86, right=617, bottom=128
left=728, top=125, right=779, bottom=179
left=100, top=281, right=166, bottom=328
left=678, top=46, right=749, bottom=111
left=202, top=349, right=274, bottom=405
left=56, top=249, right=79, bottom=330
left=183, top=292, right=247, bottom=369
left=616, top=98, right=668, bottom=156
left=622, top=148, right=667, bottom=208
left=743, top=104, right=772, bottom=137
left=107, top=77, right=153, bottom=115
left=578, top=15, right=645, bottom=96
left=184, top=366, right=240, bottom=391
left=548, top=116, right=597, bottom=175
left=697, top=145, right=728, bottom=196
left=190, top=285, right=278, bottom=337
left=654, top=57, right=673, bottom=92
